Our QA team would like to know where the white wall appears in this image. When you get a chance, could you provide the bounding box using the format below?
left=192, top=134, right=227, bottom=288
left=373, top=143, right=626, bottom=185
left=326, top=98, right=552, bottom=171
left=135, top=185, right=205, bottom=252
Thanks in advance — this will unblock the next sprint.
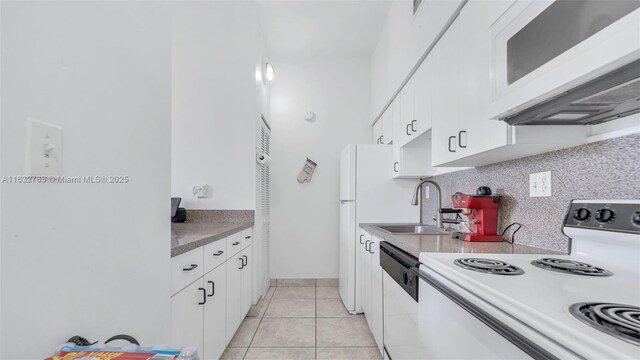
left=0, top=2, right=171, bottom=358
left=270, top=58, right=371, bottom=279
left=171, top=1, right=269, bottom=210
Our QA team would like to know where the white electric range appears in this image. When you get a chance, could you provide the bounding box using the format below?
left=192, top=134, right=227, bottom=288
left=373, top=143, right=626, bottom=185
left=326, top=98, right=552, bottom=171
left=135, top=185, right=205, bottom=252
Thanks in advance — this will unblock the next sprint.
left=416, top=200, right=640, bottom=359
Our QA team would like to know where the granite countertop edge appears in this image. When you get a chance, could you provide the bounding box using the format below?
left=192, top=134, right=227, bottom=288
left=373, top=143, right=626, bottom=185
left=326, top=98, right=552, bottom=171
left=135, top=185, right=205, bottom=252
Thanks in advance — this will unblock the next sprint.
left=360, top=223, right=565, bottom=258
left=171, top=221, right=253, bottom=258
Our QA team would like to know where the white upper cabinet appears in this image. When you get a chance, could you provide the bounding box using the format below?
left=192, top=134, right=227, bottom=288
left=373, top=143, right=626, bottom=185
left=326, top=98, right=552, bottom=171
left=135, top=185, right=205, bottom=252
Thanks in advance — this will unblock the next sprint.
left=431, top=0, right=589, bottom=167
left=412, top=59, right=432, bottom=139
left=431, top=15, right=462, bottom=166
left=397, top=77, right=415, bottom=147
left=373, top=109, right=392, bottom=145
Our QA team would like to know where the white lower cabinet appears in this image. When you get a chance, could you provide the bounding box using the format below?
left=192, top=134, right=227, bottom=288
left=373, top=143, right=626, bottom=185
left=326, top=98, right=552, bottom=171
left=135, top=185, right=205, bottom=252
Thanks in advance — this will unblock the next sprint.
left=226, top=245, right=253, bottom=345
left=359, top=231, right=384, bottom=356
left=170, top=279, right=205, bottom=359
left=170, top=263, right=227, bottom=360
left=171, top=229, right=255, bottom=359
left=203, top=265, right=227, bottom=360
left=241, top=247, right=253, bottom=316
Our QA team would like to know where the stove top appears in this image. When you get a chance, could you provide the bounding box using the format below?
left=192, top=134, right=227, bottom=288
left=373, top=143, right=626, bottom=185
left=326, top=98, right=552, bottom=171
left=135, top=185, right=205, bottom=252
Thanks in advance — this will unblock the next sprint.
left=419, top=200, right=640, bottom=359
left=531, top=258, right=613, bottom=276
left=454, top=258, right=524, bottom=275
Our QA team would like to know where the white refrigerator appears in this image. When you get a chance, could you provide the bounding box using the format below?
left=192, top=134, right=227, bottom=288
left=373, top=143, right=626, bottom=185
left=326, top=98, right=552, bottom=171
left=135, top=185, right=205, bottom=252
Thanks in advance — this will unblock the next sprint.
left=339, top=144, right=418, bottom=313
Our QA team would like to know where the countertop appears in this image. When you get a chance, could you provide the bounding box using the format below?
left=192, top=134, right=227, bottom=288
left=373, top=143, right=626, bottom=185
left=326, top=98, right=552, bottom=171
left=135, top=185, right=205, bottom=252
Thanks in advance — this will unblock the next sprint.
left=360, top=223, right=564, bottom=259
left=171, top=221, right=253, bottom=257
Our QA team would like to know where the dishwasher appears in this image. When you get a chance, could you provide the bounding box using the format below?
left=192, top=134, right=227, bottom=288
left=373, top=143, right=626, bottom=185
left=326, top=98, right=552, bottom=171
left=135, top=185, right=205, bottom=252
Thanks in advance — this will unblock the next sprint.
left=380, top=241, right=423, bottom=360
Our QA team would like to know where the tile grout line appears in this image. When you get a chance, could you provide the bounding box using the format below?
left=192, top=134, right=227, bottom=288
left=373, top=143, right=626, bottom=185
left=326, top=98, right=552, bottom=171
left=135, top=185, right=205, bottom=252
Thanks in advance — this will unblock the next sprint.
left=315, top=281, right=318, bottom=360
left=242, top=285, right=277, bottom=360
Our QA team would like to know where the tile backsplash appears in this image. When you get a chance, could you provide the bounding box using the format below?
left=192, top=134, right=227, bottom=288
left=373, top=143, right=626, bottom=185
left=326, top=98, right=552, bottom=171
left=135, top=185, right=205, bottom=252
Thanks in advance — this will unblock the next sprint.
left=421, top=133, right=640, bottom=251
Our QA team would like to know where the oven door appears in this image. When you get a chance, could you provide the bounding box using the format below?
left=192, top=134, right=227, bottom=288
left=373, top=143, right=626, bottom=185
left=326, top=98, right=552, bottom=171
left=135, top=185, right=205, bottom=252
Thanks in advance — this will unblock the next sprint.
left=490, top=0, right=640, bottom=120
left=414, top=265, right=579, bottom=360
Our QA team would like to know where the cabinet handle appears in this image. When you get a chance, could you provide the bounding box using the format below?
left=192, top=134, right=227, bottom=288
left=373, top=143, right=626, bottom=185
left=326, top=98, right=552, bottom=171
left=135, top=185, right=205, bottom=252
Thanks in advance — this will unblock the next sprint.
left=182, top=264, right=198, bottom=271
left=448, top=136, right=456, bottom=152
left=245, top=236, right=251, bottom=239
left=380, top=135, right=384, bottom=143
left=213, top=250, right=224, bottom=256
left=239, top=257, right=244, bottom=269
left=406, top=123, right=411, bottom=136
left=198, top=288, right=207, bottom=305
left=242, top=255, right=248, bottom=267
left=365, top=240, right=372, bottom=252
left=411, top=120, right=417, bottom=132
left=393, top=161, right=398, bottom=173
left=369, top=242, right=375, bottom=254
left=232, top=241, right=240, bottom=246
left=207, top=281, right=215, bottom=297
left=359, top=234, right=365, bottom=245
left=458, top=130, right=467, bottom=148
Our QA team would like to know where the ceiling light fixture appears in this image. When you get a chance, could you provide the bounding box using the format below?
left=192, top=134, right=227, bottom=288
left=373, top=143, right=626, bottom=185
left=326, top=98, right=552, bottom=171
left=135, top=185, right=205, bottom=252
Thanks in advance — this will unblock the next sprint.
left=266, top=63, right=275, bottom=81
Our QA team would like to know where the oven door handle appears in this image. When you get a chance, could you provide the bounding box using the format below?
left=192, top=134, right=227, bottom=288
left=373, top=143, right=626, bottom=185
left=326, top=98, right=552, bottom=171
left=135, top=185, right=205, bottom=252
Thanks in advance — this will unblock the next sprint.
left=409, top=267, right=560, bottom=360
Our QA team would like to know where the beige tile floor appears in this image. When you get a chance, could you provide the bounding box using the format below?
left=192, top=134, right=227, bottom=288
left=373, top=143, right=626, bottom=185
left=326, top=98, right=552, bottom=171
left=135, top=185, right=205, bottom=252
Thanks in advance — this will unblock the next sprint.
left=221, top=279, right=383, bottom=360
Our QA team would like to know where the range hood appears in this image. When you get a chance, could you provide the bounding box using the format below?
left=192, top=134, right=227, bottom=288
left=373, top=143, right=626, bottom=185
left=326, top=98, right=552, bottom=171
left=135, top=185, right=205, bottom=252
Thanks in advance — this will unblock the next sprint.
left=500, top=58, right=640, bottom=126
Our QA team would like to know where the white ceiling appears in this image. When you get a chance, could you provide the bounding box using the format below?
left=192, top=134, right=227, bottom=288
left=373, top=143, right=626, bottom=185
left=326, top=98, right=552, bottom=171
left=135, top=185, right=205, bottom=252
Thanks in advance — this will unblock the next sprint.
left=257, top=0, right=391, bottom=59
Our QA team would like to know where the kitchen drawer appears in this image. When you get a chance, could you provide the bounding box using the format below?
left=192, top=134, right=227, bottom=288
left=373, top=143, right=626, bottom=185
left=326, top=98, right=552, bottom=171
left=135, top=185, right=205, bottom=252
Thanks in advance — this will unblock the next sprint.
left=241, top=228, right=253, bottom=249
left=227, top=232, right=244, bottom=256
left=204, top=238, right=227, bottom=273
left=171, top=247, right=204, bottom=296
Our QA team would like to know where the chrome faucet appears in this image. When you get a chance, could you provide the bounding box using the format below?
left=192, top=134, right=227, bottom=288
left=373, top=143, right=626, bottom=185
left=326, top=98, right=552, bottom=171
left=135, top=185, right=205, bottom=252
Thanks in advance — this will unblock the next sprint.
left=411, top=179, right=443, bottom=229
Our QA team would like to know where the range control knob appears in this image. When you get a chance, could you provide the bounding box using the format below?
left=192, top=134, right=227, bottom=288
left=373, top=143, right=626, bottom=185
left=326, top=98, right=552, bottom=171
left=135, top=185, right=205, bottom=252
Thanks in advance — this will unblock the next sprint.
left=573, top=208, right=591, bottom=221
left=632, top=211, right=640, bottom=226
left=596, top=208, right=615, bottom=223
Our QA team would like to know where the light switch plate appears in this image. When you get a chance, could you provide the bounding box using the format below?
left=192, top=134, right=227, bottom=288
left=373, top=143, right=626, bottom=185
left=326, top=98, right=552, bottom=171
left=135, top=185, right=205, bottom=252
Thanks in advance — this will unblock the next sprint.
left=529, top=171, right=552, bottom=197
left=25, top=118, right=63, bottom=175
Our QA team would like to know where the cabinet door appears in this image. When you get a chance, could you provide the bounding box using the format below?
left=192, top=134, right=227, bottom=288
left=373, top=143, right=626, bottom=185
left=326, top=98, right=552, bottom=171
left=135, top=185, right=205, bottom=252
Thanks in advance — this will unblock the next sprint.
left=361, top=237, right=372, bottom=315
left=381, top=109, right=393, bottom=145
left=370, top=237, right=384, bottom=354
left=241, top=246, right=253, bottom=316
left=171, top=279, right=205, bottom=357
left=372, top=119, right=383, bottom=144
left=413, top=57, right=432, bottom=139
left=226, top=254, right=244, bottom=344
left=431, top=15, right=462, bottom=166
left=398, top=78, right=415, bottom=147
left=392, top=143, right=401, bottom=178
left=355, top=230, right=369, bottom=313
left=458, top=0, right=510, bottom=157
left=203, top=265, right=227, bottom=360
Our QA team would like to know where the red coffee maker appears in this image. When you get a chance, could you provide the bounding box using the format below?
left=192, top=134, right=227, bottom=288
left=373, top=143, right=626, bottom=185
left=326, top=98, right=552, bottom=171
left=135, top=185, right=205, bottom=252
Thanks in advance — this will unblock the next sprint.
left=450, top=186, right=503, bottom=242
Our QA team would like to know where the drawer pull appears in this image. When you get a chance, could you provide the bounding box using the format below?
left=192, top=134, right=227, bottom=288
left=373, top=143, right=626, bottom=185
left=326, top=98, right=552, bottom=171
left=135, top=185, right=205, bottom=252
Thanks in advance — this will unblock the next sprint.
left=245, top=236, right=251, bottom=239
left=213, top=251, right=224, bottom=256
left=239, top=257, right=245, bottom=269
left=182, top=264, right=198, bottom=271
left=232, top=241, right=240, bottom=246
left=242, top=255, right=248, bottom=267
left=198, top=288, right=206, bottom=305
left=207, top=281, right=215, bottom=297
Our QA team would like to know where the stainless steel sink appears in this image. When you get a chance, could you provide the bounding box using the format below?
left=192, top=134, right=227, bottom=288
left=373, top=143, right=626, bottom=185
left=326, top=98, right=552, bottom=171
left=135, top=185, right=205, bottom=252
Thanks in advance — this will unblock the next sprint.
left=374, top=224, right=449, bottom=235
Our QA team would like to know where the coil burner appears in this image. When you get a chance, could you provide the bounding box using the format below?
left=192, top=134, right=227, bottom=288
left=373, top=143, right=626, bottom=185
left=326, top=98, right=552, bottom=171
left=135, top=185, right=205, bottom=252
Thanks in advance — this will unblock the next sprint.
left=531, top=258, right=613, bottom=276
left=453, top=258, right=524, bottom=275
left=570, top=302, right=640, bottom=346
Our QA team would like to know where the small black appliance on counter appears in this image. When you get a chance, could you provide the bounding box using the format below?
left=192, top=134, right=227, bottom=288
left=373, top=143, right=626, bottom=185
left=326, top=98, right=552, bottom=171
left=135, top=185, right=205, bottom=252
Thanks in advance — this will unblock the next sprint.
left=171, top=197, right=187, bottom=223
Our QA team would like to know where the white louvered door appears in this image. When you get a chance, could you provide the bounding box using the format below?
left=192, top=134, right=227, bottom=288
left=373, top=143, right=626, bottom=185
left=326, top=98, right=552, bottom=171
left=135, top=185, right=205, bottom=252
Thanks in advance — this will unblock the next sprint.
left=257, top=116, right=271, bottom=297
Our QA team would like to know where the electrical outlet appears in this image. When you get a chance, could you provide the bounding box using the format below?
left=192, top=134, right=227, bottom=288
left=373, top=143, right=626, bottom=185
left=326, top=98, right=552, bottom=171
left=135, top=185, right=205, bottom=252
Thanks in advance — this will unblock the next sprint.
left=529, top=171, right=552, bottom=197
left=193, top=184, right=207, bottom=198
